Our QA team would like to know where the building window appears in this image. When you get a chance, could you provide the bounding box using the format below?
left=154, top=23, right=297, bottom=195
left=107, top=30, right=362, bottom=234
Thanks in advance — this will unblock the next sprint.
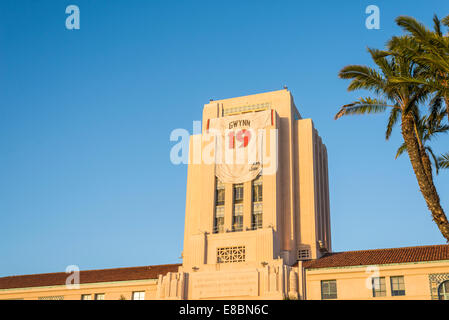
left=232, top=204, right=243, bottom=232
left=251, top=176, right=263, bottom=230
left=372, top=277, right=386, bottom=297
left=94, top=293, right=105, bottom=300
left=438, top=280, right=449, bottom=300
left=216, top=179, right=225, bottom=206
left=217, top=246, right=246, bottom=263
left=132, top=291, right=145, bottom=300
left=233, top=183, right=244, bottom=203
left=321, top=280, right=337, bottom=300
left=252, top=176, right=262, bottom=202
left=232, top=183, right=244, bottom=232
left=81, top=294, right=92, bottom=300
left=223, top=102, right=270, bottom=116
left=390, top=276, right=406, bottom=296
left=252, top=203, right=263, bottom=230
left=214, top=179, right=225, bottom=234
left=214, top=206, right=225, bottom=234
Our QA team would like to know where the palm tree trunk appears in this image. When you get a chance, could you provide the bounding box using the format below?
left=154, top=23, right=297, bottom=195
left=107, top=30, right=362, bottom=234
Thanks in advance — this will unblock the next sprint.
left=420, top=149, right=434, bottom=183
left=413, top=122, right=434, bottom=182
left=402, top=114, right=449, bottom=242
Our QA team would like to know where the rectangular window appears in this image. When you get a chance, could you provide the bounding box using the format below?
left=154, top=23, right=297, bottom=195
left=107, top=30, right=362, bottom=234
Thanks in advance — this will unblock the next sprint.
left=216, top=179, right=225, bottom=206
left=81, top=294, right=92, bottom=300
left=214, top=205, right=225, bottom=233
left=132, top=291, right=145, bottom=300
left=321, top=280, right=337, bottom=300
left=251, top=202, right=263, bottom=230
left=233, top=184, right=244, bottom=231
left=252, top=176, right=263, bottom=203
left=372, top=277, right=386, bottom=297
left=233, top=184, right=244, bottom=204
left=232, top=204, right=243, bottom=232
left=223, top=103, right=270, bottom=116
left=390, top=276, right=405, bottom=296
left=214, top=179, right=225, bottom=234
left=94, top=293, right=105, bottom=300
left=251, top=176, right=263, bottom=230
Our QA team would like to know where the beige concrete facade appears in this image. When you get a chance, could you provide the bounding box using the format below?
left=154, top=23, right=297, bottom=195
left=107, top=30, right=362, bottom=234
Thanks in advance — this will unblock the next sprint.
left=1, top=89, right=448, bottom=300
left=305, top=260, right=449, bottom=300
left=0, top=279, right=158, bottom=300
left=175, top=89, right=331, bottom=299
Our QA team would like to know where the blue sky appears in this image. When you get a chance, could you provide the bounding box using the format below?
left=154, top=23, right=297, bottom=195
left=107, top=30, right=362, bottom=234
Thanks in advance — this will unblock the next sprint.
left=0, top=0, right=448, bottom=277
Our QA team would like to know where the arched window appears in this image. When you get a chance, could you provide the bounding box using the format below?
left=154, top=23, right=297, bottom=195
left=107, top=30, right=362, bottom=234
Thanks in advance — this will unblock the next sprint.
left=438, top=281, right=449, bottom=300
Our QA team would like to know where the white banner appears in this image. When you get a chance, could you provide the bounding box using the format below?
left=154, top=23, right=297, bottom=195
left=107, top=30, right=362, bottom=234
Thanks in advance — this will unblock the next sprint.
left=208, top=110, right=272, bottom=184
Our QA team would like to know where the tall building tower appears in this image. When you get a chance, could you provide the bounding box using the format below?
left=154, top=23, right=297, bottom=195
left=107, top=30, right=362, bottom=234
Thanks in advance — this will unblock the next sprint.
left=158, top=89, right=331, bottom=299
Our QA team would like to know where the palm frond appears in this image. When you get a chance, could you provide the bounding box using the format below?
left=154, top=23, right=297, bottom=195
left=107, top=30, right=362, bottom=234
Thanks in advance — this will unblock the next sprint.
left=334, top=97, right=394, bottom=120
left=439, top=153, right=449, bottom=169
left=403, top=86, right=430, bottom=116
left=386, top=107, right=401, bottom=140
left=433, top=15, right=442, bottom=36
left=390, top=76, right=449, bottom=92
left=426, top=146, right=440, bottom=175
left=395, top=143, right=408, bottom=159
left=367, top=47, right=397, bottom=80
left=429, top=95, right=444, bottom=120
left=367, top=47, right=391, bottom=60
left=396, top=16, right=431, bottom=42
left=442, top=15, right=449, bottom=28
left=339, top=65, right=387, bottom=94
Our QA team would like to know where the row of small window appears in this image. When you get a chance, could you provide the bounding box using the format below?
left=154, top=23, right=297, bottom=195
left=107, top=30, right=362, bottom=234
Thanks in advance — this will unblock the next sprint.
left=80, top=291, right=145, bottom=300
left=215, top=177, right=263, bottom=206
left=321, top=276, right=406, bottom=300
left=214, top=177, right=263, bottom=233
left=81, top=293, right=105, bottom=300
left=214, top=206, right=263, bottom=233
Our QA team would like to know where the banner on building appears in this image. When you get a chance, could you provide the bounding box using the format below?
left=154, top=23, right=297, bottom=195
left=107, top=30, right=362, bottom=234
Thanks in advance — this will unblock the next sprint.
left=208, top=110, right=274, bottom=184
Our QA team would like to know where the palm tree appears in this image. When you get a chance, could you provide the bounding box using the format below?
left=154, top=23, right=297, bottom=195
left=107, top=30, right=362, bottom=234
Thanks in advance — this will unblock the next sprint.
left=390, top=15, right=449, bottom=122
left=335, top=47, right=449, bottom=242
left=386, top=18, right=449, bottom=176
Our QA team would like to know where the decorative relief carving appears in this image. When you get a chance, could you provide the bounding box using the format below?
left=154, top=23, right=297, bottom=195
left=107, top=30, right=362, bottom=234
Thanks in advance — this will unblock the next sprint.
left=260, top=264, right=299, bottom=299
left=217, top=246, right=246, bottom=263
left=268, top=266, right=279, bottom=292
left=190, top=270, right=258, bottom=299
left=157, top=272, right=185, bottom=300
left=165, top=263, right=300, bottom=300
left=288, top=270, right=299, bottom=299
left=429, top=273, right=449, bottom=300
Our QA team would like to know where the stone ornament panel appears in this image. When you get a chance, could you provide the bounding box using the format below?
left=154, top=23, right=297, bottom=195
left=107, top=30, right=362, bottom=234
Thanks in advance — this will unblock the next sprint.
left=429, top=273, right=449, bottom=300
left=217, top=246, right=246, bottom=263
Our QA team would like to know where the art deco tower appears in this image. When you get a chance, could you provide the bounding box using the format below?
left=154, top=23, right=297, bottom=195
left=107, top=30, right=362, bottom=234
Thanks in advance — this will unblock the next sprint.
left=158, top=89, right=331, bottom=299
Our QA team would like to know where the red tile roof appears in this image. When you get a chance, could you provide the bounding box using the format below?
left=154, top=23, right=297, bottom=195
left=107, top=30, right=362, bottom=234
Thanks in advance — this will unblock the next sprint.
left=301, top=245, right=449, bottom=269
left=0, top=264, right=181, bottom=290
